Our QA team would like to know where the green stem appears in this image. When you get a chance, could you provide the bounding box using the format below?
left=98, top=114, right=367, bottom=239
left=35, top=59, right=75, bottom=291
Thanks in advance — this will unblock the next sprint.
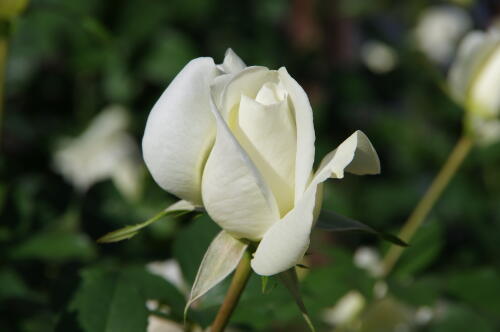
left=381, top=135, right=473, bottom=277
left=211, top=250, right=252, bottom=332
left=0, top=35, right=8, bottom=147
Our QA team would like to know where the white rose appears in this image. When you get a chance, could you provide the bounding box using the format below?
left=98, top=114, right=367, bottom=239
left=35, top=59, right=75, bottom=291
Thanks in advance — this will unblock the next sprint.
left=143, top=49, right=380, bottom=276
left=448, top=29, right=500, bottom=144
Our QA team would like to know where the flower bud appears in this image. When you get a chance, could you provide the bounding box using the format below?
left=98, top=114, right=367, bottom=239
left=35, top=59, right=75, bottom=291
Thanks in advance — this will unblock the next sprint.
left=449, top=29, right=500, bottom=144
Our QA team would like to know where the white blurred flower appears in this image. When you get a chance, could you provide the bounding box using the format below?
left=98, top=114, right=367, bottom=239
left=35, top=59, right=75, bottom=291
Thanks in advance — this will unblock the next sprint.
left=414, top=306, right=434, bottom=325
left=322, top=291, right=366, bottom=327
left=361, top=40, right=398, bottom=73
left=414, top=6, right=471, bottom=64
left=53, top=105, right=142, bottom=200
left=354, top=246, right=383, bottom=278
left=147, top=259, right=187, bottom=294
left=448, top=28, right=500, bottom=145
left=147, top=316, right=184, bottom=332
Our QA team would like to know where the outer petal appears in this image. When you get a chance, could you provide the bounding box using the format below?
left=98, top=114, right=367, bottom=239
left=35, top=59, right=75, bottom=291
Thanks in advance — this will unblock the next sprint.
left=251, top=183, right=318, bottom=276
left=278, top=67, right=316, bottom=203
left=211, top=49, right=247, bottom=106
left=202, top=98, right=280, bottom=241
left=217, top=48, right=246, bottom=74
left=251, top=130, right=379, bottom=276
left=313, top=131, right=380, bottom=184
left=142, top=57, right=218, bottom=205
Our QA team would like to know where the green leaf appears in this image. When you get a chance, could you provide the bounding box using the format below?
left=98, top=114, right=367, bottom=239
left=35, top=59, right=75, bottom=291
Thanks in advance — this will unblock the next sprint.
left=230, top=274, right=298, bottom=330
left=140, top=30, right=196, bottom=83
left=97, top=200, right=194, bottom=243
left=125, top=267, right=186, bottom=320
left=70, top=266, right=185, bottom=332
left=172, top=214, right=220, bottom=285
left=316, top=209, right=408, bottom=247
left=302, top=248, right=375, bottom=309
left=429, top=304, right=495, bottom=332
left=279, top=269, right=316, bottom=332
left=390, top=276, right=441, bottom=306
left=71, top=268, right=149, bottom=332
left=9, top=231, right=96, bottom=262
left=0, top=183, right=7, bottom=214
left=0, top=268, right=30, bottom=300
left=446, top=268, right=500, bottom=315
left=394, top=221, right=442, bottom=277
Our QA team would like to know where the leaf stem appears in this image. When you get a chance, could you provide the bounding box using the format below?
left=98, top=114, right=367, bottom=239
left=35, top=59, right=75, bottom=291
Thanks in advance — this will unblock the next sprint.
left=211, top=250, right=252, bottom=332
left=381, top=135, right=473, bottom=277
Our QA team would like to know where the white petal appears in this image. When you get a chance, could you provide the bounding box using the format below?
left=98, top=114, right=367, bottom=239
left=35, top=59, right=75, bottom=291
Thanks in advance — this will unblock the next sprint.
left=185, top=231, right=247, bottom=314
left=220, top=66, right=275, bottom=117
left=217, top=48, right=246, bottom=74
left=251, top=131, right=379, bottom=276
left=313, top=130, right=380, bottom=185
left=251, top=183, right=319, bottom=276
left=278, top=67, right=316, bottom=203
left=211, top=73, right=234, bottom=108
left=233, top=95, right=296, bottom=216
left=202, top=98, right=280, bottom=241
left=255, top=82, right=287, bottom=105
left=142, top=57, right=218, bottom=205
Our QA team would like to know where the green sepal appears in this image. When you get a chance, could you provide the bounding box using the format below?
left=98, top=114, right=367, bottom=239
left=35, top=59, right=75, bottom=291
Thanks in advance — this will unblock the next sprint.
left=97, top=205, right=192, bottom=243
left=279, top=268, right=316, bottom=332
left=261, top=276, right=269, bottom=294
left=316, top=209, right=408, bottom=247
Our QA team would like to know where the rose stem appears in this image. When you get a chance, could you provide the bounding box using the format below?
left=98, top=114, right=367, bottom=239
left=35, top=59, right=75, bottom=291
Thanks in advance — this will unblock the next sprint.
left=381, top=135, right=473, bottom=277
left=211, top=250, right=252, bottom=332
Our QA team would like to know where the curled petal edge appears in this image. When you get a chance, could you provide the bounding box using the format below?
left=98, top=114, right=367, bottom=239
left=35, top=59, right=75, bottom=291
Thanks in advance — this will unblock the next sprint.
left=251, top=130, right=380, bottom=276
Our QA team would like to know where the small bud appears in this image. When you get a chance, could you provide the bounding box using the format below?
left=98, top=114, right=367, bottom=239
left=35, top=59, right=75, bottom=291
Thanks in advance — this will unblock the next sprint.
left=448, top=29, right=500, bottom=144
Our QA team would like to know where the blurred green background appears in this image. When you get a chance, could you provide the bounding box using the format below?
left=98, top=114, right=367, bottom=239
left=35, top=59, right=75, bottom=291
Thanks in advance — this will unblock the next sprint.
left=1, top=0, right=500, bottom=331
